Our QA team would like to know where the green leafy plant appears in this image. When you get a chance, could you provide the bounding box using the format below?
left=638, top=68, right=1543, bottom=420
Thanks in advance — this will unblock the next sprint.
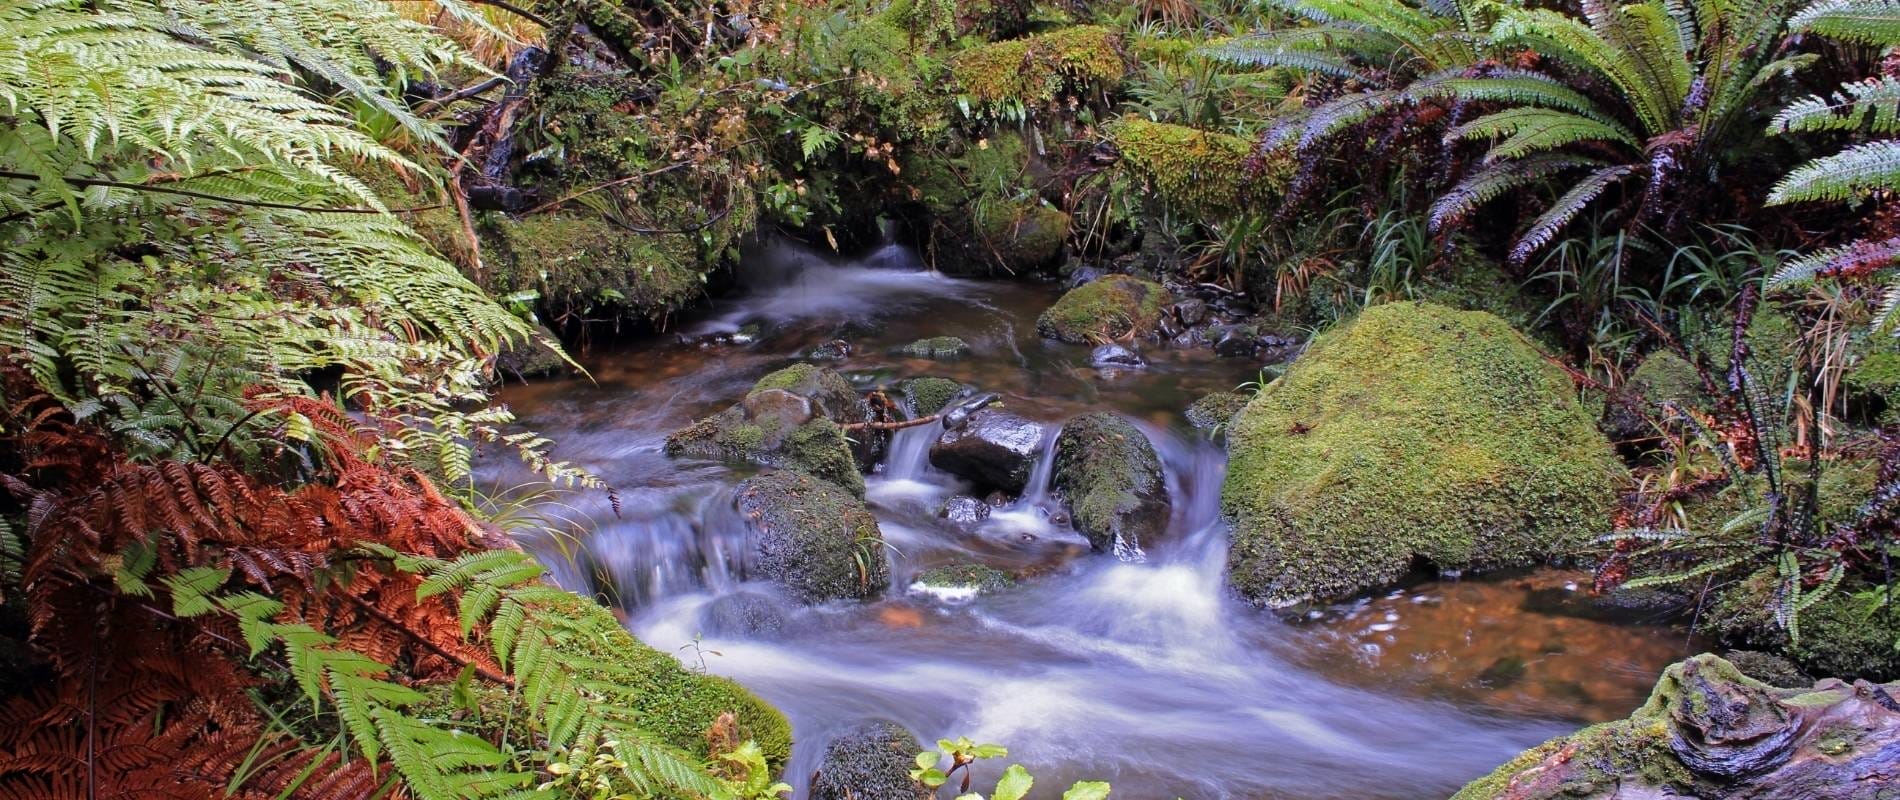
left=911, top=738, right=1112, bottom=800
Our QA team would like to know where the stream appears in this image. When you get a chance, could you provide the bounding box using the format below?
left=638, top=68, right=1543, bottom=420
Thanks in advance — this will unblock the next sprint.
left=482, top=240, right=1697, bottom=799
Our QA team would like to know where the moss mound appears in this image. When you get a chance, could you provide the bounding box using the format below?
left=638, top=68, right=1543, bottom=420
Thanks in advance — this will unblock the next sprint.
left=1036, top=275, right=1171, bottom=343
left=1222, top=302, right=1625, bottom=607
left=973, top=198, right=1070, bottom=271
left=1110, top=117, right=1285, bottom=214
left=899, top=377, right=965, bottom=416
left=736, top=470, right=889, bottom=602
left=951, top=26, right=1125, bottom=115
left=668, top=364, right=870, bottom=494
left=895, top=336, right=972, bottom=360
left=1052, top=412, right=1169, bottom=554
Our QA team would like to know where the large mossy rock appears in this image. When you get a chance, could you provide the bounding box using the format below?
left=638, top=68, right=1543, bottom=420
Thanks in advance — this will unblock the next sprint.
left=735, top=470, right=889, bottom=602
left=1222, top=302, right=1625, bottom=607
left=666, top=364, right=871, bottom=495
left=810, top=721, right=931, bottom=800
left=1036, top=275, right=1171, bottom=343
left=1052, top=412, right=1169, bottom=555
left=1454, top=654, right=1900, bottom=799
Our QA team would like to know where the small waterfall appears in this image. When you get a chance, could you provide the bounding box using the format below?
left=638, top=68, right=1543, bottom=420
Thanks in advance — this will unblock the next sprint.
left=1019, top=423, right=1060, bottom=505
left=881, top=420, right=940, bottom=482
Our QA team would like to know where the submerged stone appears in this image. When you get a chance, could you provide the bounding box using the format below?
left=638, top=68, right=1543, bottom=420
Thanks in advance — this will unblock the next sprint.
left=1222, top=302, right=1625, bottom=607
left=1186, top=391, right=1249, bottom=431
left=895, top=336, right=972, bottom=360
left=910, top=563, right=1014, bottom=602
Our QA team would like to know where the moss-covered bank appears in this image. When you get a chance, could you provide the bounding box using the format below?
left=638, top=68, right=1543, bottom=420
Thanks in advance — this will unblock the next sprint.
left=1222, top=302, right=1626, bottom=607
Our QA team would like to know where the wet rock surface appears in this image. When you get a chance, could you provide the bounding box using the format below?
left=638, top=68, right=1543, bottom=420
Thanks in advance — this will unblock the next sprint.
left=1455, top=654, right=1900, bottom=799
left=1185, top=391, right=1249, bottom=431
left=1089, top=343, right=1146, bottom=369
left=937, top=495, right=992, bottom=529
left=894, top=336, right=972, bottom=360
left=666, top=364, right=874, bottom=494
left=1036, top=274, right=1171, bottom=343
left=1052, top=412, right=1169, bottom=555
left=929, top=408, right=1047, bottom=494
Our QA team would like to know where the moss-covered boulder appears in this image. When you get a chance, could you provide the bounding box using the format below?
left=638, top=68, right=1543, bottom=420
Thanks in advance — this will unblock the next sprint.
left=1222, top=302, right=1625, bottom=607
left=1110, top=117, right=1288, bottom=215
left=1454, top=654, right=1900, bottom=799
left=898, top=376, right=966, bottom=416
left=418, top=589, right=791, bottom=771
left=895, top=336, right=972, bottom=360
left=735, top=470, right=889, bottom=602
left=1036, top=275, right=1171, bottom=343
left=950, top=26, right=1125, bottom=117
left=810, top=721, right=931, bottom=800
left=1186, top=391, right=1249, bottom=431
left=667, top=364, right=871, bottom=494
left=1053, top=413, right=1169, bottom=555
left=973, top=198, right=1070, bottom=272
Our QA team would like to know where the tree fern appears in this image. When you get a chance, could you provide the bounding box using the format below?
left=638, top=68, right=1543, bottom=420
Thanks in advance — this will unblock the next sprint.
left=1510, top=164, right=1637, bottom=263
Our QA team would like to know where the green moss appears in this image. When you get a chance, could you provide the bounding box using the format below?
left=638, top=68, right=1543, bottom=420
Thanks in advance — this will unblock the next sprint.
left=1109, top=117, right=1284, bottom=214
left=1222, top=302, right=1626, bottom=607
left=785, top=418, right=865, bottom=496
left=736, top=470, right=890, bottom=601
left=951, top=26, right=1125, bottom=115
left=895, top=337, right=972, bottom=360
left=1711, top=571, right=1900, bottom=682
left=900, top=377, right=965, bottom=416
left=415, top=590, right=790, bottom=771
left=973, top=198, right=1070, bottom=270
left=1848, top=349, right=1900, bottom=422
left=914, top=563, right=1015, bottom=593
left=1036, top=274, right=1171, bottom=343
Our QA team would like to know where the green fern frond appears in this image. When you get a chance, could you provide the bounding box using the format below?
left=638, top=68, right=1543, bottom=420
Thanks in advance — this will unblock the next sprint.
left=1451, top=107, right=1640, bottom=161
left=1789, top=0, right=1900, bottom=44
left=1769, top=139, right=1900, bottom=204
left=1772, top=76, right=1900, bottom=136
left=1430, top=154, right=1600, bottom=231
left=1510, top=164, right=1638, bottom=263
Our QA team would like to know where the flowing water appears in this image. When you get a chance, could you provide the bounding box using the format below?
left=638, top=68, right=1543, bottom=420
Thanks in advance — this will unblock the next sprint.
left=482, top=240, right=1697, bottom=799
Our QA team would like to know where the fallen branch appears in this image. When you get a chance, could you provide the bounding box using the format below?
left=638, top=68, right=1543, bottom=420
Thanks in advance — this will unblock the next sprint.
left=842, top=414, right=941, bottom=432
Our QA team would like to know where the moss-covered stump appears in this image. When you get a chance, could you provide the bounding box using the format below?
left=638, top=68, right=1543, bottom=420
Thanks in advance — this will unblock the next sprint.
left=419, top=589, right=791, bottom=771
left=1186, top=391, right=1249, bottom=431
left=1222, top=302, right=1625, bottom=607
left=667, top=364, right=871, bottom=494
left=1053, top=413, right=1169, bottom=555
left=736, top=470, right=889, bottom=602
left=895, top=336, right=972, bottom=360
left=810, top=721, right=931, bottom=800
left=898, top=376, right=966, bottom=416
left=1036, top=275, right=1171, bottom=343
left=950, top=26, right=1126, bottom=117
left=1453, top=654, right=1900, bottom=799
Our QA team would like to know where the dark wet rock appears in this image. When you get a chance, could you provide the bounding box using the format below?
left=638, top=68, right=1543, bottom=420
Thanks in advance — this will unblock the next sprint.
left=1089, top=343, right=1145, bottom=369
left=493, top=323, right=568, bottom=381
left=941, top=393, right=998, bottom=431
left=894, top=336, right=972, bottom=360
left=937, top=495, right=992, bottom=528
left=699, top=591, right=789, bottom=639
left=929, top=409, right=1047, bottom=494
left=1257, top=334, right=1302, bottom=364
left=911, top=564, right=1014, bottom=597
left=1037, top=275, right=1171, bottom=343
left=1052, top=412, right=1169, bottom=555
left=666, top=364, right=873, bottom=494
left=897, top=377, right=966, bottom=417
left=1185, top=391, right=1249, bottom=431
left=808, top=338, right=852, bottom=361
left=1223, top=302, right=1625, bottom=608
left=1170, top=297, right=1208, bottom=327
left=1455, top=654, right=1900, bottom=799
left=735, top=471, right=888, bottom=602
left=1213, top=324, right=1259, bottom=358
left=810, top=721, right=930, bottom=800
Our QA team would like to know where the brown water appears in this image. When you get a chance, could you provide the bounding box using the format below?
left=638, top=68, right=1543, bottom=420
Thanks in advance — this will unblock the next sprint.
left=482, top=240, right=1694, bottom=799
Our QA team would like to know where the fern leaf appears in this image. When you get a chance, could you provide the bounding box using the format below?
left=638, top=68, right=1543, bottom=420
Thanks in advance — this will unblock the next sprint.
left=1789, top=0, right=1900, bottom=44
left=1510, top=164, right=1637, bottom=263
